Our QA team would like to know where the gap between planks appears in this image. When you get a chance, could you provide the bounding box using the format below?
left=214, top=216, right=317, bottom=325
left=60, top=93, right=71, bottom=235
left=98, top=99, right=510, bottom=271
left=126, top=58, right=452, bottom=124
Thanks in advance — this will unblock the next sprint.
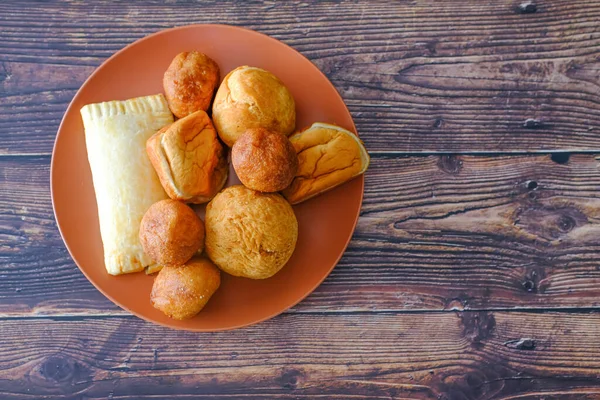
left=4, top=306, right=600, bottom=322
left=5, top=150, right=599, bottom=321
left=0, top=150, right=597, bottom=159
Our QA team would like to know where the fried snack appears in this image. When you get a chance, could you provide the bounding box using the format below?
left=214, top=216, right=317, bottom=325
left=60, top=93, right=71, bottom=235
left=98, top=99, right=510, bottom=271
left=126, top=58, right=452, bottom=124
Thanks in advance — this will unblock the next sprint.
left=212, top=66, right=296, bottom=147
left=231, top=128, right=298, bottom=192
left=146, top=244, right=206, bottom=275
left=163, top=51, right=220, bottom=118
left=151, top=257, right=221, bottom=320
left=80, top=94, right=173, bottom=275
left=146, top=110, right=228, bottom=204
left=282, top=122, right=370, bottom=204
left=205, top=185, right=298, bottom=279
left=139, top=199, right=205, bottom=267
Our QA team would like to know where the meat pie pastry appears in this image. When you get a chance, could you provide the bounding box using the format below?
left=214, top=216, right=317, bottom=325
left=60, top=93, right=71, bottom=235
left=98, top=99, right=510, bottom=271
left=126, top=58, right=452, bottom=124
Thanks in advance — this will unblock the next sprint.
left=80, top=94, right=173, bottom=275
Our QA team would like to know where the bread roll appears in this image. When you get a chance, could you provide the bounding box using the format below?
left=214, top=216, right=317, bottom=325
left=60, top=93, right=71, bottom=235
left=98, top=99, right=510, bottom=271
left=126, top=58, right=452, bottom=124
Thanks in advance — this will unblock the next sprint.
left=146, top=110, right=228, bottom=204
left=212, top=66, right=295, bottom=147
left=205, top=186, right=298, bottom=279
left=282, top=122, right=370, bottom=204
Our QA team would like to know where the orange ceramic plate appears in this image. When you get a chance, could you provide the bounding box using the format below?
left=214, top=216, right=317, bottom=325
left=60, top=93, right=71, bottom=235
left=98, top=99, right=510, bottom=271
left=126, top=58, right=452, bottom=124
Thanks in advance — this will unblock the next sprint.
left=51, top=24, right=364, bottom=331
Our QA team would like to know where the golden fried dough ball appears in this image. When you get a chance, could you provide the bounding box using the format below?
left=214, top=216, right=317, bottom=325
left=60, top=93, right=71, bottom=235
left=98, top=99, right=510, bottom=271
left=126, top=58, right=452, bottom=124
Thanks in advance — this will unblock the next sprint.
left=212, top=66, right=296, bottom=147
left=151, top=257, right=221, bottom=320
left=282, top=122, right=370, bottom=204
left=139, top=199, right=204, bottom=267
left=231, top=128, right=298, bottom=192
left=163, top=51, right=220, bottom=118
left=146, top=110, right=228, bottom=204
left=205, top=185, right=298, bottom=279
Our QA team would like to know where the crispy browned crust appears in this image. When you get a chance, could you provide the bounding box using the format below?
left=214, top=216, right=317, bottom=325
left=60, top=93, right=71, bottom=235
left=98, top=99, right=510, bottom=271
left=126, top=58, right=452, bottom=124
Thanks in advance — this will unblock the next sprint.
left=212, top=66, right=296, bottom=147
left=163, top=51, right=220, bottom=118
left=139, top=199, right=205, bottom=267
left=231, top=128, right=298, bottom=192
left=146, top=110, right=228, bottom=204
left=151, top=257, right=221, bottom=320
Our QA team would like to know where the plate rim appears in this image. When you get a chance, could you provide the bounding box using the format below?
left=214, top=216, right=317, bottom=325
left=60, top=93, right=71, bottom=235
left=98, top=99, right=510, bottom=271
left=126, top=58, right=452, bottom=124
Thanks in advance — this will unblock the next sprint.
left=50, top=23, right=365, bottom=331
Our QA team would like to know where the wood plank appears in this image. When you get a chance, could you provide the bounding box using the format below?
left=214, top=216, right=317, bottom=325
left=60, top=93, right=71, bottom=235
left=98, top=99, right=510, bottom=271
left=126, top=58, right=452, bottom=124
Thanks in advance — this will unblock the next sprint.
left=4, top=154, right=600, bottom=316
left=2, top=0, right=600, bottom=154
left=0, top=156, right=122, bottom=315
left=1, top=312, right=600, bottom=399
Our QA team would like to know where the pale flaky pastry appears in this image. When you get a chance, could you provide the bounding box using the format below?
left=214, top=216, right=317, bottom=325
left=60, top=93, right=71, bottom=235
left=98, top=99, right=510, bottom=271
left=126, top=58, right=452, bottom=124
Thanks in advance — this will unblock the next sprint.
left=81, top=94, right=173, bottom=275
left=282, top=122, right=370, bottom=204
left=212, top=66, right=296, bottom=147
left=205, top=185, right=298, bottom=279
left=146, top=110, right=228, bottom=204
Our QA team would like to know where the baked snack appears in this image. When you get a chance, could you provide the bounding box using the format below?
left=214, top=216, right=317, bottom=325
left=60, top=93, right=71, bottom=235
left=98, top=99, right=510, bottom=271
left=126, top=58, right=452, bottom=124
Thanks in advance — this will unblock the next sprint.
left=205, top=185, right=298, bottom=279
left=151, top=257, right=221, bottom=320
left=163, top=51, right=220, bottom=118
left=212, top=66, right=296, bottom=147
left=139, top=199, right=205, bottom=267
left=146, top=110, right=228, bottom=204
left=80, top=94, right=173, bottom=275
left=231, top=128, right=298, bottom=192
left=282, top=122, right=370, bottom=204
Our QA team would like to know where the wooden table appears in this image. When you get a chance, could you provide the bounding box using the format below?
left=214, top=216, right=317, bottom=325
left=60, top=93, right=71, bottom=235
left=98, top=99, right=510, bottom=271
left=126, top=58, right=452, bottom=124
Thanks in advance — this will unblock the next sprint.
left=2, top=1, right=600, bottom=398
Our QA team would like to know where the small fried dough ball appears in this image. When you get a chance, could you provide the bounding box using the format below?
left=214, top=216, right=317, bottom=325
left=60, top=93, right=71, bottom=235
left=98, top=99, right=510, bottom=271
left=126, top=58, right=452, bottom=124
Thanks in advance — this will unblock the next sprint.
left=232, top=128, right=298, bottom=192
left=140, top=199, right=204, bottom=266
left=151, top=257, right=221, bottom=319
left=163, top=51, right=220, bottom=118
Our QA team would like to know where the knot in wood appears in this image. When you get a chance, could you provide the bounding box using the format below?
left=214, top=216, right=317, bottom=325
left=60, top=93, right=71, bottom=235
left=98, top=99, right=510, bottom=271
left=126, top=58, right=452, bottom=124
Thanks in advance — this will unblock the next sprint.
left=514, top=205, right=586, bottom=240
left=437, top=155, right=463, bottom=175
left=557, top=215, right=576, bottom=232
left=517, top=2, right=537, bottom=14
left=459, top=311, right=496, bottom=347
left=279, top=368, right=304, bottom=390
left=522, top=279, right=536, bottom=292
left=526, top=180, right=538, bottom=190
left=0, top=62, right=10, bottom=83
left=551, top=152, right=570, bottom=164
left=504, top=338, right=536, bottom=350
left=41, top=356, right=74, bottom=382
left=523, top=118, right=543, bottom=128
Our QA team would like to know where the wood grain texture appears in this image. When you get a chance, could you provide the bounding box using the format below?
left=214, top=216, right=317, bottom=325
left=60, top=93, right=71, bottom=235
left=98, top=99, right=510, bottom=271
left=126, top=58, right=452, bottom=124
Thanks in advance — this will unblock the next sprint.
left=2, top=311, right=600, bottom=399
left=4, top=154, right=600, bottom=316
left=2, top=0, right=600, bottom=154
left=3, top=2, right=600, bottom=398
